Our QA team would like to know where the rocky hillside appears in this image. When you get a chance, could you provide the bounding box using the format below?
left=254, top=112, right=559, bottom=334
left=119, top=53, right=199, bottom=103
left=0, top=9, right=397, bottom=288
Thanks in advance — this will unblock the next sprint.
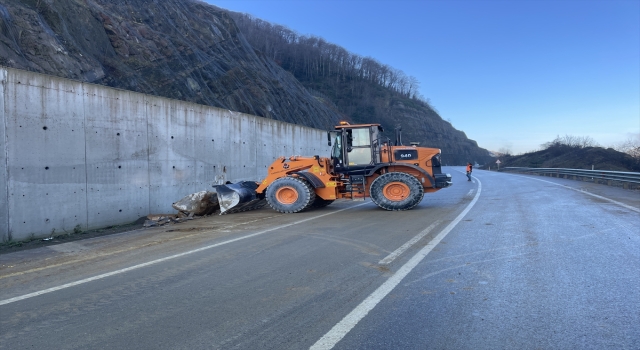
left=0, top=0, right=341, bottom=128
left=0, top=0, right=491, bottom=164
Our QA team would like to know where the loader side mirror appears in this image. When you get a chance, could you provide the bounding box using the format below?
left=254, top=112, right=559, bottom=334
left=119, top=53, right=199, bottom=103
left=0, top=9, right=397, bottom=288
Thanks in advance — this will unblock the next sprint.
left=327, top=132, right=332, bottom=146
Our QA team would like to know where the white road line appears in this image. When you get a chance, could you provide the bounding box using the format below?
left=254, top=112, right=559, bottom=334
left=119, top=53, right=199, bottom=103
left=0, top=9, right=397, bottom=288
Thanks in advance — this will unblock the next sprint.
left=310, top=177, right=482, bottom=350
left=519, top=175, right=640, bottom=213
left=378, top=220, right=442, bottom=265
left=0, top=203, right=370, bottom=307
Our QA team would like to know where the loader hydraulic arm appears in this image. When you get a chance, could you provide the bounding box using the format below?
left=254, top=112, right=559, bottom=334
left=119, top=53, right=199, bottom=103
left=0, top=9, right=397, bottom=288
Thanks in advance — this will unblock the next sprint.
left=256, top=156, right=332, bottom=194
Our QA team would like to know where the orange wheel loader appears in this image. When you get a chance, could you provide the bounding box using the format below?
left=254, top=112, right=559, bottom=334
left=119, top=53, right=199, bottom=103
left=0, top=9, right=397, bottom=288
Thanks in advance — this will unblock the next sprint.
left=248, top=122, right=452, bottom=213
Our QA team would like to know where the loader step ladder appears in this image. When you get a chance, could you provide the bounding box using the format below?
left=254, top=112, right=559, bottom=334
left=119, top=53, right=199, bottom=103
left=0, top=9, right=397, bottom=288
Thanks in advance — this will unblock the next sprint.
left=347, top=175, right=366, bottom=201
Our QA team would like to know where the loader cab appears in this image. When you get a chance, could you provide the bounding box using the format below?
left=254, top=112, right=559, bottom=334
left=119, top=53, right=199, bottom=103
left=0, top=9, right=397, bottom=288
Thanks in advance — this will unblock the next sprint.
left=330, top=123, right=384, bottom=175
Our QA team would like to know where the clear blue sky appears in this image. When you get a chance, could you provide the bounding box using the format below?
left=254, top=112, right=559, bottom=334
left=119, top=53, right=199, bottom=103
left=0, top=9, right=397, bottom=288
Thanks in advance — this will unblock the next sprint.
left=205, top=0, right=640, bottom=154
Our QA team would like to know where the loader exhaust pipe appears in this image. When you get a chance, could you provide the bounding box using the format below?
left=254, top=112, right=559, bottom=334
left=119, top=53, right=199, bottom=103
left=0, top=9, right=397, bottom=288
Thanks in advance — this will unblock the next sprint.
left=395, top=126, right=403, bottom=146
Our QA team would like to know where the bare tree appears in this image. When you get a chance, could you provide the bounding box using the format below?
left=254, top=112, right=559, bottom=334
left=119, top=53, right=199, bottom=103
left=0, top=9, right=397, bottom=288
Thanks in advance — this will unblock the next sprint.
left=497, top=147, right=512, bottom=156
left=614, top=136, right=640, bottom=159
left=542, top=134, right=598, bottom=149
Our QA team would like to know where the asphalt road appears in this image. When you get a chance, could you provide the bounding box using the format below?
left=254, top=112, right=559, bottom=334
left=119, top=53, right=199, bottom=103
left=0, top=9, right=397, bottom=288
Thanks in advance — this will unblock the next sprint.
left=1, top=167, right=638, bottom=349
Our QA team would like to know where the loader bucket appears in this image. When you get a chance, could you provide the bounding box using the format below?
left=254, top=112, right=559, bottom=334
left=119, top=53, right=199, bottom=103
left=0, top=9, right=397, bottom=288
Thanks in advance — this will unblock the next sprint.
left=214, top=181, right=266, bottom=214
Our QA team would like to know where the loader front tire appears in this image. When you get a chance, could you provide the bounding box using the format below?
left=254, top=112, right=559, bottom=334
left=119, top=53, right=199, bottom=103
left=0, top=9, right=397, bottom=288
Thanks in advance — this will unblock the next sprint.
left=370, top=172, right=424, bottom=211
left=266, top=177, right=316, bottom=213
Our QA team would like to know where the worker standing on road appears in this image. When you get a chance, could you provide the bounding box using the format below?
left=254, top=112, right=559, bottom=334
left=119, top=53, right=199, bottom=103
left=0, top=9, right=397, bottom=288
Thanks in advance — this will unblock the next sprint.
left=466, top=162, right=473, bottom=181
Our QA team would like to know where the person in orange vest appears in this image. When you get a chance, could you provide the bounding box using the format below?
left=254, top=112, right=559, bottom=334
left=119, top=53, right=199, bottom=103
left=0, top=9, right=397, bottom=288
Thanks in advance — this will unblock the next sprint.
left=466, top=162, right=473, bottom=181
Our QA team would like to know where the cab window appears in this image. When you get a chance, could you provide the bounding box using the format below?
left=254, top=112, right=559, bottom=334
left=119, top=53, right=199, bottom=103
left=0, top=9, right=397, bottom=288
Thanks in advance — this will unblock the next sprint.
left=347, top=128, right=372, bottom=165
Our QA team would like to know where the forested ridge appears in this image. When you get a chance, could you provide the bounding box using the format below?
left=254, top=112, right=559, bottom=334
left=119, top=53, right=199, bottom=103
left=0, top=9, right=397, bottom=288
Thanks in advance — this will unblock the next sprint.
left=232, top=14, right=424, bottom=100
left=489, top=136, right=640, bottom=172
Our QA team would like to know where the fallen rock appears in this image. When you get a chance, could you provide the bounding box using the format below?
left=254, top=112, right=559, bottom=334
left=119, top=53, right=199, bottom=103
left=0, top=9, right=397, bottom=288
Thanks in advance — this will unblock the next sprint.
left=143, top=220, right=158, bottom=227
left=147, top=214, right=177, bottom=221
left=172, top=191, right=219, bottom=216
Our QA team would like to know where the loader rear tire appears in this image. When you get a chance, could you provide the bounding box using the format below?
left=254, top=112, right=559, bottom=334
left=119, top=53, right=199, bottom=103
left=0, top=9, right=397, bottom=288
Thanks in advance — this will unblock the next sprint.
left=266, top=177, right=316, bottom=213
left=370, top=172, right=424, bottom=211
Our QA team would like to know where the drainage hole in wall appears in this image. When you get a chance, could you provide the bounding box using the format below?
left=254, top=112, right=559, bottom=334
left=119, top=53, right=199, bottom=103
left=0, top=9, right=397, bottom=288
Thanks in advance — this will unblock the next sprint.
left=119, top=209, right=122, bottom=212
left=45, top=166, right=49, bottom=170
left=118, top=166, right=121, bottom=169
left=173, top=166, right=175, bottom=169
left=46, top=218, right=50, bottom=222
left=117, top=133, right=120, bottom=136
left=171, top=136, right=174, bottom=139
left=43, top=126, right=48, bottom=130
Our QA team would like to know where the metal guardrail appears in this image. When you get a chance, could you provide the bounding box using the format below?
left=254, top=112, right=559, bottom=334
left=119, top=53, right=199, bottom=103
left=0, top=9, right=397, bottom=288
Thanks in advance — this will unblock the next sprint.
left=503, top=167, right=640, bottom=188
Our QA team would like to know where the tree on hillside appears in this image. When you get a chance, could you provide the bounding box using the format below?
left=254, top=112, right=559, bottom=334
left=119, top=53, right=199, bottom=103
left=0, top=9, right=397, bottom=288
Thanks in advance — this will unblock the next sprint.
left=230, top=13, right=426, bottom=102
left=541, top=135, right=598, bottom=150
left=614, top=136, right=640, bottom=160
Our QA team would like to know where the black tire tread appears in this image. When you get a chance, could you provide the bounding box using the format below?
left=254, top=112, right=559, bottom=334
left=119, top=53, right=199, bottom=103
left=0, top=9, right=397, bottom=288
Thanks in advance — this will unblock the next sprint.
left=369, top=172, right=424, bottom=211
left=266, top=177, right=316, bottom=213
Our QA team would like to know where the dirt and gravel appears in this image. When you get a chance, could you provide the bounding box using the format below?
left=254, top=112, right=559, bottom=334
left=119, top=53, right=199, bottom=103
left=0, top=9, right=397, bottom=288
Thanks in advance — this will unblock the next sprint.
left=0, top=217, right=147, bottom=254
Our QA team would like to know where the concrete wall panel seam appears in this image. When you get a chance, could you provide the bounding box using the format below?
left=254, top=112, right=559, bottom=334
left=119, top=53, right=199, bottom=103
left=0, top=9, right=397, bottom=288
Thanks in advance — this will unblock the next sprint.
left=82, top=82, right=89, bottom=232
left=1, top=68, right=9, bottom=241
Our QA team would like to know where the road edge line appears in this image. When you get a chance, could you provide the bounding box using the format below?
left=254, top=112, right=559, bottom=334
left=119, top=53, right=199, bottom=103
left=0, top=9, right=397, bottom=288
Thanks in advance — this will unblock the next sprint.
left=378, top=220, right=441, bottom=265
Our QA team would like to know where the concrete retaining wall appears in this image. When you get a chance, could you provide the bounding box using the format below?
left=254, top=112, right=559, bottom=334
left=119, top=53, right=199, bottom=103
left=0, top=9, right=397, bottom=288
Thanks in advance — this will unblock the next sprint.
left=1, top=67, right=330, bottom=242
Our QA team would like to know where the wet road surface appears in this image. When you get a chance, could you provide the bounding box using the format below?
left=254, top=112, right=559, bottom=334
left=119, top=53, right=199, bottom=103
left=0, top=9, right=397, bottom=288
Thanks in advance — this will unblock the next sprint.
left=1, top=167, right=638, bottom=349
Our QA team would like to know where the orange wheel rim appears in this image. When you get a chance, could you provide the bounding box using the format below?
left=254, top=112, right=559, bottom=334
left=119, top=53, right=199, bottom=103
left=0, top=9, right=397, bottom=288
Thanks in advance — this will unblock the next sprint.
left=276, top=186, right=298, bottom=204
left=383, top=182, right=410, bottom=201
